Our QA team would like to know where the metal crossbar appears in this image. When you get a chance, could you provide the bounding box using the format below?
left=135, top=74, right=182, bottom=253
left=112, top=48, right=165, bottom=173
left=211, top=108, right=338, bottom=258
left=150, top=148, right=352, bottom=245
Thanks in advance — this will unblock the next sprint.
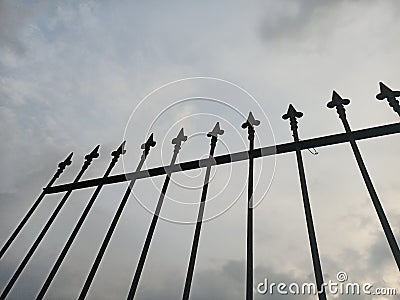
left=1, top=82, right=400, bottom=300
left=45, top=121, right=400, bottom=194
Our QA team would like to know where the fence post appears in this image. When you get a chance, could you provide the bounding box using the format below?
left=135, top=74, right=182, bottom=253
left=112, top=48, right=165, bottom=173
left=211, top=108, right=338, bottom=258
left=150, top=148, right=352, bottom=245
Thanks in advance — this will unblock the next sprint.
left=0, top=146, right=100, bottom=299
left=241, top=112, right=260, bottom=300
left=127, top=128, right=187, bottom=299
left=37, top=141, right=126, bottom=299
left=182, top=122, right=224, bottom=300
left=78, top=135, right=156, bottom=300
left=282, top=105, right=327, bottom=300
left=328, top=91, right=400, bottom=270
left=0, top=153, right=73, bottom=260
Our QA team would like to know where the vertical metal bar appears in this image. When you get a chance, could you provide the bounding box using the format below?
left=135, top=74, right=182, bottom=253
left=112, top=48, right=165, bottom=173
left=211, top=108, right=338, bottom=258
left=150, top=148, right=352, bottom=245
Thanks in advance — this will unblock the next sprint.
left=282, top=105, right=327, bottom=300
left=0, top=153, right=73, bottom=260
left=0, top=146, right=100, bottom=299
left=127, top=129, right=187, bottom=299
left=36, top=142, right=126, bottom=299
left=329, top=91, right=400, bottom=270
left=182, top=123, right=224, bottom=300
left=242, top=112, right=260, bottom=300
left=78, top=135, right=156, bottom=300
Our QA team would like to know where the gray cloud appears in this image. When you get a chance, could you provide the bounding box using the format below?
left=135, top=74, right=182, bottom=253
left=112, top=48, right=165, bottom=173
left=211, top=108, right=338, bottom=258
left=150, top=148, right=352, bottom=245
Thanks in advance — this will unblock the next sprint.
left=1, top=0, right=399, bottom=299
left=0, top=0, right=31, bottom=55
left=258, top=0, right=400, bottom=45
left=260, top=0, right=340, bottom=39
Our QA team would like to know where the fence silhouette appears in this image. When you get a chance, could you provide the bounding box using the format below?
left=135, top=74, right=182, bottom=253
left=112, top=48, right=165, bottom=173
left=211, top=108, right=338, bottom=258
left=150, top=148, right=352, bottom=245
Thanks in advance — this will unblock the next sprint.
left=1, top=82, right=400, bottom=300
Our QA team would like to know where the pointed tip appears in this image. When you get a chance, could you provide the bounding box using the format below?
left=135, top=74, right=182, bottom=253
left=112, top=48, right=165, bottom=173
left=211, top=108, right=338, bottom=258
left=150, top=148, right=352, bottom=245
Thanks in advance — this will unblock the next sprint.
left=332, top=90, right=341, bottom=100
left=287, top=104, right=296, bottom=114
left=379, top=81, right=391, bottom=93
left=327, top=90, right=350, bottom=108
left=178, top=128, right=186, bottom=139
left=142, top=133, right=156, bottom=149
left=282, top=105, right=291, bottom=120
left=172, top=128, right=187, bottom=144
left=64, top=152, right=73, bottom=165
left=112, top=140, right=127, bottom=157
left=212, top=122, right=220, bottom=132
left=247, top=111, right=260, bottom=125
left=118, top=140, right=127, bottom=152
left=207, top=122, right=224, bottom=137
left=93, top=145, right=101, bottom=154
left=328, top=91, right=340, bottom=108
left=66, top=152, right=73, bottom=160
left=85, top=145, right=100, bottom=160
left=282, top=104, right=303, bottom=120
left=148, top=133, right=155, bottom=143
left=90, top=145, right=100, bottom=154
left=287, top=104, right=298, bottom=115
left=149, top=133, right=155, bottom=142
left=376, top=81, right=400, bottom=100
left=242, top=111, right=260, bottom=128
left=379, top=81, right=387, bottom=89
left=59, top=152, right=73, bottom=168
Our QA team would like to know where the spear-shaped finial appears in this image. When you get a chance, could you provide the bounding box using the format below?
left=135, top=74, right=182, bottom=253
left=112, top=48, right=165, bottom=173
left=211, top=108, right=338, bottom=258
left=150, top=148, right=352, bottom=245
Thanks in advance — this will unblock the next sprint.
left=376, top=82, right=400, bottom=117
left=282, top=104, right=303, bottom=119
left=242, top=112, right=260, bottom=142
left=376, top=82, right=400, bottom=100
left=172, top=128, right=187, bottom=146
left=172, top=128, right=187, bottom=155
left=112, top=141, right=127, bottom=158
left=58, top=152, right=73, bottom=172
left=207, top=122, right=224, bottom=138
left=207, top=122, right=224, bottom=150
left=282, top=104, right=303, bottom=132
left=82, top=145, right=100, bottom=169
left=141, top=133, right=156, bottom=156
left=327, top=91, right=350, bottom=120
left=327, top=90, right=351, bottom=108
left=241, top=112, right=261, bottom=129
left=85, top=145, right=100, bottom=161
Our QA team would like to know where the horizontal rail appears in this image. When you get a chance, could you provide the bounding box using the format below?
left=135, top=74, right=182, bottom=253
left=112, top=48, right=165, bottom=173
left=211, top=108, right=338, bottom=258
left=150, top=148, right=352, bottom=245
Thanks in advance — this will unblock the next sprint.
left=45, top=122, right=400, bottom=194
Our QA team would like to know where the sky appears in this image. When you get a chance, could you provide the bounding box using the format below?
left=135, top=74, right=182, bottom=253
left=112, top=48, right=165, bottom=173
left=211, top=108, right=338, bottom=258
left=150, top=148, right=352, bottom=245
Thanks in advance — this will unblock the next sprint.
left=1, top=0, right=400, bottom=299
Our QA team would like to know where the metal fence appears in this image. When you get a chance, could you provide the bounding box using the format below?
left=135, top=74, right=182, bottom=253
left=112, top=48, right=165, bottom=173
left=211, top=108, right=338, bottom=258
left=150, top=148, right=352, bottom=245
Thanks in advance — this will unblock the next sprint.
left=1, top=82, right=400, bottom=300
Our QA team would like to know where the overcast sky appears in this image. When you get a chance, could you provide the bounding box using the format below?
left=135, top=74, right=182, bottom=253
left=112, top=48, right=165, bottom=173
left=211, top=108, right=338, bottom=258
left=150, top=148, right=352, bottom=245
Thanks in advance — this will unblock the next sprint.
left=1, top=0, right=400, bottom=299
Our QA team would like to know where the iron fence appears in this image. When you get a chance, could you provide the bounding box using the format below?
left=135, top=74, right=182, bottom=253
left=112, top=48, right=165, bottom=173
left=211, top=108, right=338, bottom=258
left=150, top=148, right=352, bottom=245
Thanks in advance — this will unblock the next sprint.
left=1, top=82, right=400, bottom=300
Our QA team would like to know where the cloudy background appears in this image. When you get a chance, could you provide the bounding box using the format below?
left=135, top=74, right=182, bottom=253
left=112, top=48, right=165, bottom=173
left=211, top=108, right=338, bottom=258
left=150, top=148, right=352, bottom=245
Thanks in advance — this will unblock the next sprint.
left=1, top=0, right=400, bottom=299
